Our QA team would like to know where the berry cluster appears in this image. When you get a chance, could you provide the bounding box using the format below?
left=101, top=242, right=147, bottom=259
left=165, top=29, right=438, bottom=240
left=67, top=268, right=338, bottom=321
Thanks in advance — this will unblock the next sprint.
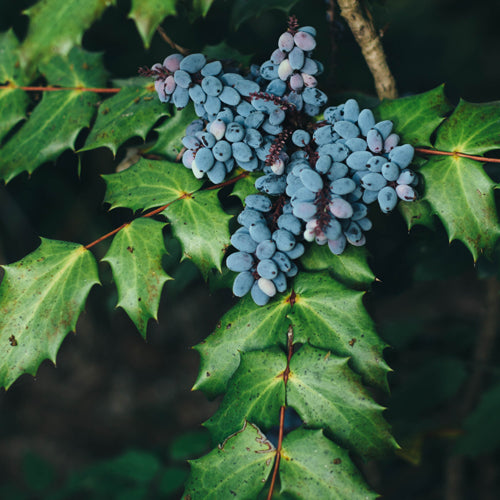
left=147, top=19, right=417, bottom=305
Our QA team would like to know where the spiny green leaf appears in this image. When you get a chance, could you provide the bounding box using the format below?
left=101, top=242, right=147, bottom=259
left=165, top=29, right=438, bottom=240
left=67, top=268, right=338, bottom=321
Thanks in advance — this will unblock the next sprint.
left=300, top=245, right=375, bottom=290
left=420, top=156, right=500, bottom=259
left=80, top=83, right=169, bottom=155
left=192, top=295, right=290, bottom=398
left=103, top=158, right=202, bottom=212
left=287, top=344, right=397, bottom=459
left=0, top=239, right=100, bottom=390
left=289, top=272, right=390, bottom=392
left=102, top=218, right=172, bottom=338
left=204, top=347, right=286, bottom=444
left=374, top=85, right=452, bottom=147
left=398, top=198, right=436, bottom=231
left=0, top=48, right=107, bottom=182
left=0, top=30, right=29, bottom=143
left=435, top=99, right=500, bottom=155
left=19, top=0, right=115, bottom=72
left=182, top=421, right=275, bottom=499
left=148, top=105, right=198, bottom=161
left=191, top=0, right=215, bottom=18
left=230, top=0, right=301, bottom=30
left=20, top=0, right=115, bottom=72
left=163, top=189, right=232, bottom=279
left=129, top=0, right=177, bottom=48
left=279, top=428, right=377, bottom=500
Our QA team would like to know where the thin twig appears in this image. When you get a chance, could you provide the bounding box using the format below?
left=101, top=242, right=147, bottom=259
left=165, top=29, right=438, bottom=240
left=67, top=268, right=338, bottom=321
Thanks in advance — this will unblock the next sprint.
left=0, top=85, right=121, bottom=93
left=336, top=0, right=398, bottom=99
left=415, top=147, right=500, bottom=164
left=156, top=26, right=189, bottom=55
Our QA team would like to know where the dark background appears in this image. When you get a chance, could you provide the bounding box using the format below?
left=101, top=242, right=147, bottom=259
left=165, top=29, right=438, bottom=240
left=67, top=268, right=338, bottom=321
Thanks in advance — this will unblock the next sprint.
left=0, top=0, right=499, bottom=498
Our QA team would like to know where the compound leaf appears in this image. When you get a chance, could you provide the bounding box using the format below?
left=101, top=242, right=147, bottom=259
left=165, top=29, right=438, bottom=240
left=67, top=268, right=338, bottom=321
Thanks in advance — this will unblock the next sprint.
left=289, top=272, right=390, bottom=392
left=420, top=156, right=500, bottom=260
left=102, top=218, right=172, bottom=338
left=230, top=0, right=301, bottom=30
left=0, top=239, right=100, bottom=389
left=287, top=344, right=397, bottom=459
left=192, top=295, right=290, bottom=398
left=204, top=347, right=286, bottom=444
left=129, top=0, right=177, bottom=48
left=279, top=428, right=377, bottom=500
left=19, top=0, right=115, bottom=72
left=163, top=189, right=232, bottom=279
left=103, top=158, right=202, bottom=212
left=0, top=47, right=107, bottom=183
left=0, top=30, right=29, bottom=143
left=183, top=421, right=275, bottom=499
left=374, top=85, right=452, bottom=147
left=80, top=82, right=169, bottom=156
left=300, top=245, right=374, bottom=290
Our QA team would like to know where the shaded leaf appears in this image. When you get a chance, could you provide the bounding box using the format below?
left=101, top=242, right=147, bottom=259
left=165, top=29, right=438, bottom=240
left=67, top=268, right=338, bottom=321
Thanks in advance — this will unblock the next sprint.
left=80, top=82, right=169, bottom=155
left=300, top=244, right=374, bottom=290
left=163, top=189, right=232, bottom=278
left=129, top=0, right=177, bottom=48
left=230, top=0, right=300, bottom=30
left=183, top=421, right=274, bottom=499
left=0, top=30, right=29, bottom=143
left=192, top=295, right=290, bottom=398
left=398, top=198, right=436, bottom=231
left=279, top=428, right=377, bottom=500
left=191, top=0, right=215, bottom=18
left=0, top=239, right=100, bottom=389
left=289, top=272, right=390, bottom=392
left=20, top=0, right=115, bottom=72
left=103, top=158, right=202, bottom=212
left=148, top=105, right=198, bottom=161
left=374, top=85, right=452, bottom=147
left=204, top=347, right=286, bottom=444
left=0, top=48, right=107, bottom=182
left=229, top=170, right=261, bottom=203
left=202, top=42, right=253, bottom=66
left=420, top=156, right=500, bottom=259
left=287, top=344, right=397, bottom=458
left=455, top=382, right=500, bottom=456
left=102, top=218, right=172, bottom=338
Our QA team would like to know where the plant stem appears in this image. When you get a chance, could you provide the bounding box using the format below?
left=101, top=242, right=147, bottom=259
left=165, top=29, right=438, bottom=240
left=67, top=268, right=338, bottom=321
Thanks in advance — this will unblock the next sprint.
left=156, top=26, right=189, bottom=55
left=0, top=85, right=121, bottom=93
left=337, top=0, right=398, bottom=99
left=415, top=147, right=500, bottom=164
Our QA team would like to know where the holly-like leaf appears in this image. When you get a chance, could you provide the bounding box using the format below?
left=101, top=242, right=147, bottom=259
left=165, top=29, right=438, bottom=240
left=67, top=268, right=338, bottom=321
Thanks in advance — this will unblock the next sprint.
left=163, top=189, right=232, bottom=279
left=420, top=156, right=500, bottom=259
left=374, top=85, right=452, bottom=147
left=129, top=0, right=177, bottom=48
left=191, top=0, right=215, bottom=18
left=19, top=0, right=115, bottom=72
left=0, top=48, right=107, bottom=182
left=398, top=198, right=436, bottom=231
left=435, top=99, right=500, bottom=155
left=148, top=105, right=199, bottom=161
left=229, top=170, right=261, bottom=203
left=182, top=421, right=275, bottom=499
left=0, top=30, right=29, bottom=143
left=0, top=239, right=100, bottom=389
left=80, top=82, right=169, bottom=156
left=103, top=158, right=202, bottom=212
left=230, top=0, right=301, bottom=30
left=202, top=42, right=253, bottom=67
left=204, top=347, right=286, bottom=444
left=289, top=272, right=390, bottom=392
left=102, top=218, right=172, bottom=338
left=192, top=295, right=290, bottom=398
left=300, top=245, right=375, bottom=290
left=279, top=428, right=377, bottom=500
left=287, top=344, right=397, bottom=458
